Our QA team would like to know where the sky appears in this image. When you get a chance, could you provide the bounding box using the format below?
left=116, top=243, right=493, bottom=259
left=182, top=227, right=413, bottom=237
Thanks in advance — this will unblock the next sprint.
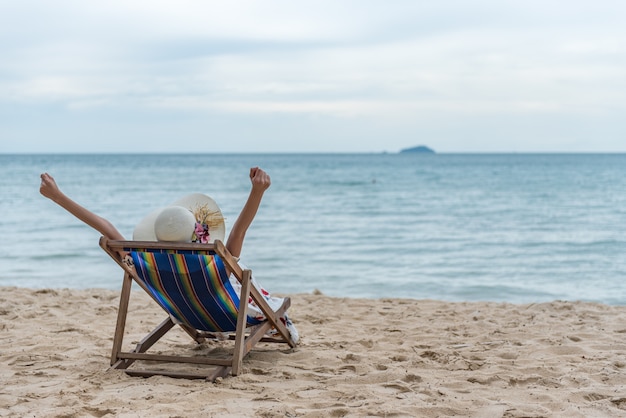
left=1, top=1, right=625, bottom=153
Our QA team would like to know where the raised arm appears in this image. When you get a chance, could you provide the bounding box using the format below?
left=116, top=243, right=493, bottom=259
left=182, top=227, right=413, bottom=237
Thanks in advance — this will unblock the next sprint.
left=39, top=172, right=125, bottom=241
left=226, top=167, right=271, bottom=258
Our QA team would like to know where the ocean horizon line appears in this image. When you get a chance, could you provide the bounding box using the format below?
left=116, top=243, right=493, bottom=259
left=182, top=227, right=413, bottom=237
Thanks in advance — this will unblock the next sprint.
left=3, top=151, right=626, bottom=156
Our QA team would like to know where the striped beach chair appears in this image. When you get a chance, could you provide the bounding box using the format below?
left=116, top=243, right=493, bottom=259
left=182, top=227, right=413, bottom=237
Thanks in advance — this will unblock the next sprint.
left=100, top=237, right=296, bottom=381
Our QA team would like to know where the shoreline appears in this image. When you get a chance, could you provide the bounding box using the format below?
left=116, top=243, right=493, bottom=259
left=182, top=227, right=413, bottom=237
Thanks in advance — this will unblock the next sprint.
left=2, top=286, right=626, bottom=417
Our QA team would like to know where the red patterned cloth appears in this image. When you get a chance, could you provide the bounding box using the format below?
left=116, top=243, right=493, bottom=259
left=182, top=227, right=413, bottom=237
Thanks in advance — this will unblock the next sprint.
left=228, top=261, right=299, bottom=344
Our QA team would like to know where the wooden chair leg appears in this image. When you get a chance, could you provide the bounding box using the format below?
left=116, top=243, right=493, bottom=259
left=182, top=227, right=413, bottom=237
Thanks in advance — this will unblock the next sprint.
left=111, top=272, right=133, bottom=366
left=112, top=317, right=175, bottom=371
left=134, top=317, right=176, bottom=354
left=231, top=269, right=252, bottom=376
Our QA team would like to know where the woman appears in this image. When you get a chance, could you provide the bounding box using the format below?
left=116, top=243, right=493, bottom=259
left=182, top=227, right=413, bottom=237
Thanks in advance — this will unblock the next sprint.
left=39, top=167, right=299, bottom=343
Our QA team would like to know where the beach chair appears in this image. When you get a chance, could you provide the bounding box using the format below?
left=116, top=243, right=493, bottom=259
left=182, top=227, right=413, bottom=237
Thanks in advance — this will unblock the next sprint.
left=100, top=237, right=296, bottom=381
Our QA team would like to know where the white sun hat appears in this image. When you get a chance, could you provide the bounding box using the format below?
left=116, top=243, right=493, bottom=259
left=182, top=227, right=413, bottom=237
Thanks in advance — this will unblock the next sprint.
left=132, top=193, right=226, bottom=243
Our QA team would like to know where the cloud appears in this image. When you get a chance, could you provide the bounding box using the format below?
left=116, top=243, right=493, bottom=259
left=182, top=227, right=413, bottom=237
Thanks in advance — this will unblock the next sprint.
left=1, top=1, right=626, bottom=152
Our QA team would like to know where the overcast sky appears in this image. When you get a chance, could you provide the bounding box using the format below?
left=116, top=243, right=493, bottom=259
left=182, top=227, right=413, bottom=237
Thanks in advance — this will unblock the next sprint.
left=1, top=1, right=625, bottom=153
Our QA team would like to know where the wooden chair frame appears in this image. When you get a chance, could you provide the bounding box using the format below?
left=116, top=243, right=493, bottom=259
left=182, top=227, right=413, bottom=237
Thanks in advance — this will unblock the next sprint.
left=100, top=237, right=295, bottom=381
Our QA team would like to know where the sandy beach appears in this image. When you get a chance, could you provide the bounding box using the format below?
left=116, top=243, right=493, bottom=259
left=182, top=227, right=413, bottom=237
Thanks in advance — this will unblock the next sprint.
left=2, top=286, right=626, bottom=417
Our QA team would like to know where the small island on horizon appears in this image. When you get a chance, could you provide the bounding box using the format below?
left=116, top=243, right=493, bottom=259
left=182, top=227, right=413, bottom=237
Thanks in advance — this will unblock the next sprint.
left=400, top=145, right=435, bottom=154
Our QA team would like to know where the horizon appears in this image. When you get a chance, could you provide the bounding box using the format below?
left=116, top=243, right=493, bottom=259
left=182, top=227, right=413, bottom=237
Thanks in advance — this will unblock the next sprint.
left=4, top=150, right=626, bottom=156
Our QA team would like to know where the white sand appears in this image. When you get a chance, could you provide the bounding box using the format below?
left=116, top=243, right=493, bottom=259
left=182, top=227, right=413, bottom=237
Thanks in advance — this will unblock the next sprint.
left=2, top=286, right=626, bottom=417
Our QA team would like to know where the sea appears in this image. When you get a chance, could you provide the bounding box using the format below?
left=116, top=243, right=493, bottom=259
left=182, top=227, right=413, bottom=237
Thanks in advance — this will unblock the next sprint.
left=1, top=153, right=625, bottom=305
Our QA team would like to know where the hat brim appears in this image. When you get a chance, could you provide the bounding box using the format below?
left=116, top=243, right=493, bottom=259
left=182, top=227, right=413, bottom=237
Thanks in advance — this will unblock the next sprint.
left=132, top=207, right=163, bottom=241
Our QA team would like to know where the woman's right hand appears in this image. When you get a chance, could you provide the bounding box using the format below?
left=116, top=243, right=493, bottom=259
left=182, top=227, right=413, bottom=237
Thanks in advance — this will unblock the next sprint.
left=249, top=167, right=271, bottom=192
